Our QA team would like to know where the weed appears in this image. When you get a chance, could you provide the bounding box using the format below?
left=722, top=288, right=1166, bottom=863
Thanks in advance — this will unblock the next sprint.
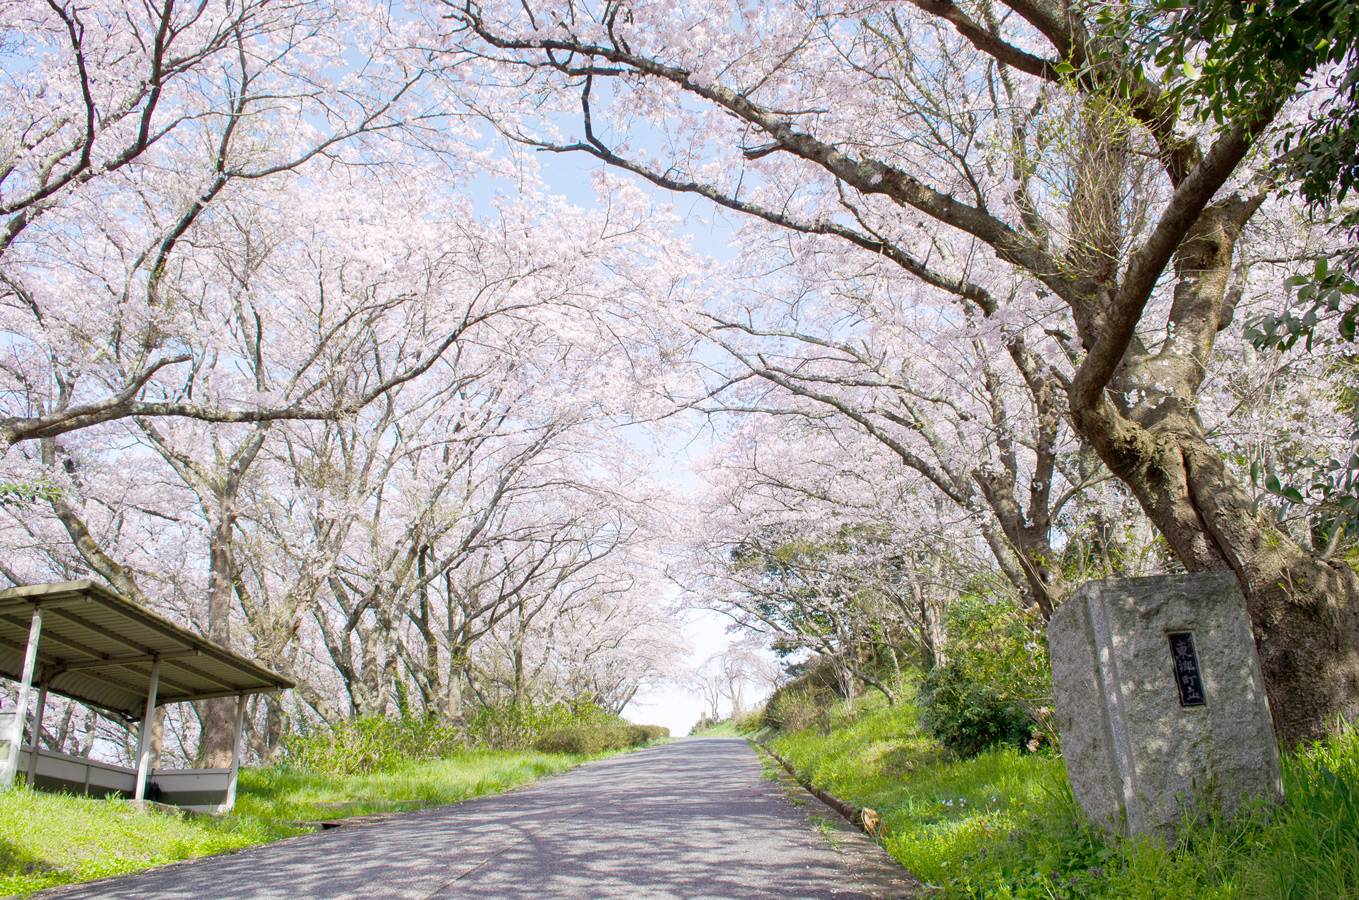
left=758, top=755, right=781, bottom=782
left=809, top=815, right=843, bottom=851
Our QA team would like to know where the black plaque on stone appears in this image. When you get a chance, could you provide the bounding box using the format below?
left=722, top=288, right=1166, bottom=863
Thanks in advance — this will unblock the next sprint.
left=1168, top=631, right=1207, bottom=707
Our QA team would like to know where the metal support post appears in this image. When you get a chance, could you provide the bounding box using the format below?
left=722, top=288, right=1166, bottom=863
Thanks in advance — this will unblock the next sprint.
left=25, top=682, right=47, bottom=785
left=223, top=693, right=247, bottom=812
left=2, top=607, right=43, bottom=789
left=133, top=658, right=160, bottom=801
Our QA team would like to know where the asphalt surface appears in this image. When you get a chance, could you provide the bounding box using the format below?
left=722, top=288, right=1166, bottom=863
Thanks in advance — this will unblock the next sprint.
left=46, top=736, right=913, bottom=900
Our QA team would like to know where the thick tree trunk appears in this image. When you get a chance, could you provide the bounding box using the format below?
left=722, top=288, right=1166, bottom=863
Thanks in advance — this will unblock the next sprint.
left=1088, top=411, right=1359, bottom=746
left=197, top=699, right=236, bottom=766
left=150, top=707, right=165, bottom=767
left=978, top=478, right=1064, bottom=619
left=512, top=643, right=525, bottom=708
left=198, top=528, right=237, bottom=766
left=129, top=421, right=269, bottom=767
left=447, top=665, right=465, bottom=723
left=445, top=627, right=471, bottom=725
left=54, top=703, right=76, bottom=752
left=1070, top=199, right=1359, bottom=745
left=198, top=449, right=263, bottom=766
left=1180, top=452, right=1359, bottom=745
left=252, top=694, right=286, bottom=763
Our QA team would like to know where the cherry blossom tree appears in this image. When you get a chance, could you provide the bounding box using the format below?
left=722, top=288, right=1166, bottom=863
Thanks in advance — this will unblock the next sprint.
left=438, top=0, right=1359, bottom=742
left=0, top=0, right=460, bottom=451
left=687, top=644, right=780, bottom=720
left=1, top=0, right=707, bottom=758
left=679, top=410, right=1001, bottom=696
left=695, top=248, right=1097, bottom=617
left=540, top=584, right=689, bottom=715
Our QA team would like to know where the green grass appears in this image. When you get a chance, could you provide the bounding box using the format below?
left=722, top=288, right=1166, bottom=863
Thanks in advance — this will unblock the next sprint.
left=0, top=748, right=603, bottom=897
left=234, top=748, right=585, bottom=820
left=691, top=718, right=741, bottom=736
left=0, top=788, right=300, bottom=896
left=767, top=696, right=1359, bottom=899
left=692, top=713, right=770, bottom=740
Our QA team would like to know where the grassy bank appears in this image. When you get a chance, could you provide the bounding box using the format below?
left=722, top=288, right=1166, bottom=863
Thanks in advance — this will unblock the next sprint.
left=234, top=748, right=584, bottom=820
left=0, top=748, right=596, bottom=897
left=689, top=719, right=741, bottom=737
left=766, top=694, right=1359, bottom=899
left=0, top=789, right=298, bottom=897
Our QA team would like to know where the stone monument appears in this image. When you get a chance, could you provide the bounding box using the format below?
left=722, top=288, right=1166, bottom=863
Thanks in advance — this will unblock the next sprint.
left=1048, top=572, right=1282, bottom=839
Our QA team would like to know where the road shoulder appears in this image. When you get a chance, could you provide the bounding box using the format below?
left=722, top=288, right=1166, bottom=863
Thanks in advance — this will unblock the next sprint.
left=753, top=743, right=926, bottom=900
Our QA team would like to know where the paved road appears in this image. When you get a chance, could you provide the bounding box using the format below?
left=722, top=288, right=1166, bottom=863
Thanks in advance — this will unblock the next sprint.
left=48, top=737, right=912, bottom=900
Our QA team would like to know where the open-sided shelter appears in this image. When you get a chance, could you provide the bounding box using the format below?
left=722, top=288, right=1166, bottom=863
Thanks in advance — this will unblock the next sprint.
left=0, top=580, right=293, bottom=811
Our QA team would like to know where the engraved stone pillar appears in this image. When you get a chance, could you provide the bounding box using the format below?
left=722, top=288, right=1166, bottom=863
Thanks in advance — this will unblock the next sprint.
left=1048, top=572, right=1282, bottom=839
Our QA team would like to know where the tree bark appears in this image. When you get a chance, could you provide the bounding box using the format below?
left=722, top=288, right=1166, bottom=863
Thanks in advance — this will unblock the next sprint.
left=1077, top=401, right=1359, bottom=745
left=1071, top=204, right=1359, bottom=746
left=193, top=426, right=268, bottom=767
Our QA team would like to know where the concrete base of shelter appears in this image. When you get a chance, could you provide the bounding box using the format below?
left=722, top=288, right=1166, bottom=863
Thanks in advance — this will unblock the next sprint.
left=13, top=745, right=236, bottom=813
left=124, top=798, right=224, bottom=819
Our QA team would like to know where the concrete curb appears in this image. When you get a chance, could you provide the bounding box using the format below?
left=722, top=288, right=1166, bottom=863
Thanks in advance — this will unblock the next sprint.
left=762, top=746, right=865, bottom=828
left=754, top=743, right=926, bottom=900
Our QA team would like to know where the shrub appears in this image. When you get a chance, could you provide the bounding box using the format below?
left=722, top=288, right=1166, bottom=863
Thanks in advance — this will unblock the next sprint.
left=734, top=709, right=765, bottom=733
left=533, top=724, right=627, bottom=754
left=917, top=662, right=1038, bottom=758
left=629, top=724, right=670, bottom=742
left=914, top=591, right=1055, bottom=757
left=533, top=722, right=667, bottom=754
left=765, top=686, right=830, bottom=732
left=464, top=701, right=614, bottom=750
left=280, top=702, right=635, bottom=773
left=280, top=715, right=462, bottom=775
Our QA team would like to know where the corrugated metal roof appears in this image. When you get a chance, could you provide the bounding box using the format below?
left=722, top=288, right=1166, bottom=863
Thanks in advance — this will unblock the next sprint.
left=0, top=580, right=294, bottom=718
